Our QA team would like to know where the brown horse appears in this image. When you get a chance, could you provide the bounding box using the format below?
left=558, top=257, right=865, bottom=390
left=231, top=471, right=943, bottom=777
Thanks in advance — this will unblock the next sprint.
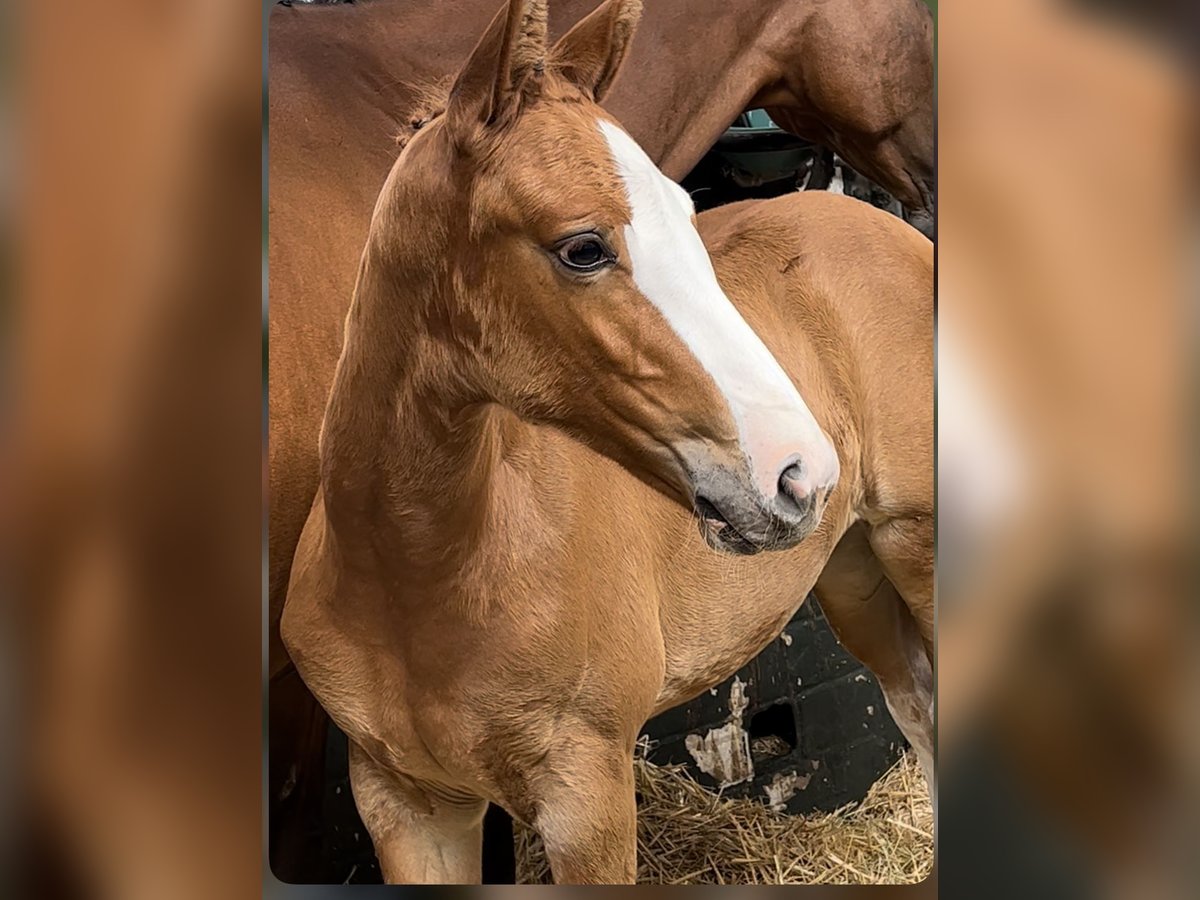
left=278, top=0, right=932, bottom=883
left=267, top=0, right=933, bottom=873
left=268, top=0, right=934, bottom=216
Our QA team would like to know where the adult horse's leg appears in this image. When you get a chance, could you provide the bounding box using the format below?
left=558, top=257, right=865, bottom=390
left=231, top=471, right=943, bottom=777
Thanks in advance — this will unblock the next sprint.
left=533, top=736, right=638, bottom=884
left=348, top=743, right=487, bottom=884
left=814, top=523, right=935, bottom=802
left=802, top=146, right=836, bottom=192
left=268, top=667, right=331, bottom=882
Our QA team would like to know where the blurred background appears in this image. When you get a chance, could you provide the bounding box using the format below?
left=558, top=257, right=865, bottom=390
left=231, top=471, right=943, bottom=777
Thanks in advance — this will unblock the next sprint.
left=936, top=3, right=1198, bottom=897
left=3, top=0, right=1198, bottom=897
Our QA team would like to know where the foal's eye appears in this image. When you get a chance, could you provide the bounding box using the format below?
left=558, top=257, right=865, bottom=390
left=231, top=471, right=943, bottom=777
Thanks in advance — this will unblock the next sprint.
left=554, top=233, right=613, bottom=273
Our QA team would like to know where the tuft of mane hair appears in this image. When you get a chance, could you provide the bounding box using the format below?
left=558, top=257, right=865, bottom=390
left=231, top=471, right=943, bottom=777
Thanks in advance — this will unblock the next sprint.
left=395, top=75, right=455, bottom=149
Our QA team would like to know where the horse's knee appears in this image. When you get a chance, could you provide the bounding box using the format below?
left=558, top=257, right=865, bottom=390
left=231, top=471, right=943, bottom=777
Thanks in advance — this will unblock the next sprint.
left=531, top=749, right=638, bottom=884
left=536, top=798, right=636, bottom=883
left=348, top=744, right=485, bottom=884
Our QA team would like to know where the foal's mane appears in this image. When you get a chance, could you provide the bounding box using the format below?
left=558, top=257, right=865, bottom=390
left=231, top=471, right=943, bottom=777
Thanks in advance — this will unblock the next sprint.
left=395, top=75, right=456, bottom=149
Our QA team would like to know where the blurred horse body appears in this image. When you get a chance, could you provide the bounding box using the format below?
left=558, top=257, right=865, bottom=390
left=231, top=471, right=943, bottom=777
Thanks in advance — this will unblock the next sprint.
left=937, top=2, right=1193, bottom=891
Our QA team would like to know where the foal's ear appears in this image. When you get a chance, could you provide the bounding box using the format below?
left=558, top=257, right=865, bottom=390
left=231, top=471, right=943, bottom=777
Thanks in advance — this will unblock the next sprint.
left=445, top=0, right=549, bottom=136
left=550, top=0, right=642, bottom=102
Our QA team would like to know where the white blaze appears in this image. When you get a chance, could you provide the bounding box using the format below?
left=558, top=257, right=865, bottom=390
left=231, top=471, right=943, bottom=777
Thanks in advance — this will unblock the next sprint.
left=598, top=120, right=838, bottom=500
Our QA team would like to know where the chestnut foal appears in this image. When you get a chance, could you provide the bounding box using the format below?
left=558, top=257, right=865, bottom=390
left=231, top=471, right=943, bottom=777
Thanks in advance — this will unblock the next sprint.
left=282, top=0, right=932, bottom=884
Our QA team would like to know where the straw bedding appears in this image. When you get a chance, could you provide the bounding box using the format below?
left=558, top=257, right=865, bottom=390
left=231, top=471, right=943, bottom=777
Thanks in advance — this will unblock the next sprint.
left=514, top=750, right=933, bottom=884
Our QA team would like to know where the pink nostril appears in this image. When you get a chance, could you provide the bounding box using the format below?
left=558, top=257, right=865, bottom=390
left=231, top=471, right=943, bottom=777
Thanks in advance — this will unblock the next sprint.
left=778, top=462, right=813, bottom=506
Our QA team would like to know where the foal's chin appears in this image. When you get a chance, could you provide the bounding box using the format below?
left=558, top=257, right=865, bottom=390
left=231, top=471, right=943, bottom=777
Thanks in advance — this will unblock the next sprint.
left=694, top=503, right=820, bottom=556
left=698, top=521, right=767, bottom=556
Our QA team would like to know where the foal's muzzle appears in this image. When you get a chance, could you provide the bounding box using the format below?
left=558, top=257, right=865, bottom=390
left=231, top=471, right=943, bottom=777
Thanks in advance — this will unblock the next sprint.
left=692, top=458, right=834, bottom=555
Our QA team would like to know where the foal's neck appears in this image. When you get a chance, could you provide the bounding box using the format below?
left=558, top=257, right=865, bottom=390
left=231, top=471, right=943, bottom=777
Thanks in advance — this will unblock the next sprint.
left=318, top=262, right=522, bottom=583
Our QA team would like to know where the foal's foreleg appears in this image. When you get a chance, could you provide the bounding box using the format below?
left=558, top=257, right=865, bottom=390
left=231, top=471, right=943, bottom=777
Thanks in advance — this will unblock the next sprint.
left=348, top=742, right=486, bottom=884
left=531, top=736, right=638, bottom=884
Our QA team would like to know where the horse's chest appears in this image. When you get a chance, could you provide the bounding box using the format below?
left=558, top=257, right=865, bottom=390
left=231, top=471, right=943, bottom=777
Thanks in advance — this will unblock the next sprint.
left=654, top=552, right=822, bottom=708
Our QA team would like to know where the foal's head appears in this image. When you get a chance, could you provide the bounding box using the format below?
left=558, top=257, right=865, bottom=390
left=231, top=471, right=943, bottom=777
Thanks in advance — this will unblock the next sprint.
left=366, top=0, right=838, bottom=554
